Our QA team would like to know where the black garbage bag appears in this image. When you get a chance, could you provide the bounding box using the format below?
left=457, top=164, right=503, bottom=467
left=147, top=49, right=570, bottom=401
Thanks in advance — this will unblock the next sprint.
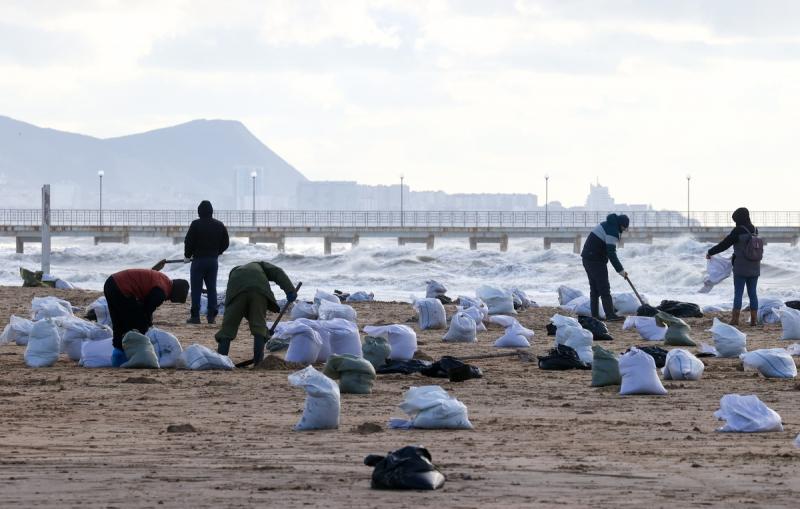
left=578, top=316, right=614, bottom=341
left=785, top=300, right=800, bottom=311
left=435, top=295, right=453, bottom=305
left=656, top=300, right=703, bottom=318
left=377, top=359, right=433, bottom=375
left=625, top=345, right=669, bottom=368
left=333, top=289, right=350, bottom=301
left=537, top=344, right=591, bottom=370
left=546, top=323, right=558, bottom=336
left=420, top=356, right=483, bottom=382
left=364, top=446, right=446, bottom=490
left=636, top=304, right=659, bottom=316
left=85, top=309, right=98, bottom=322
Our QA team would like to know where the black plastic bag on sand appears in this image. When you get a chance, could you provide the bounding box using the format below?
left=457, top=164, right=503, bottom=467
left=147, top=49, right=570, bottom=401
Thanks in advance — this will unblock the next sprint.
left=578, top=316, right=614, bottom=341
left=656, top=300, right=703, bottom=318
left=364, top=446, right=446, bottom=490
left=625, top=345, right=669, bottom=368
left=420, top=356, right=483, bottom=382
left=538, top=345, right=591, bottom=370
left=636, top=304, right=659, bottom=317
left=785, top=300, right=800, bottom=311
left=377, top=359, right=433, bottom=375
left=435, top=295, right=453, bottom=305
left=546, top=323, right=558, bottom=336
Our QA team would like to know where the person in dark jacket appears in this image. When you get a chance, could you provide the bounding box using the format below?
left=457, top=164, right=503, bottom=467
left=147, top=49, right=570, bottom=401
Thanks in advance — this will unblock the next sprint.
left=184, top=200, right=229, bottom=324
left=580, top=213, right=630, bottom=321
left=103, top=269, right=189, bottom=367
left=215, top=261, right=297, bottom=367
left=706, top=207, right=760, bottom=326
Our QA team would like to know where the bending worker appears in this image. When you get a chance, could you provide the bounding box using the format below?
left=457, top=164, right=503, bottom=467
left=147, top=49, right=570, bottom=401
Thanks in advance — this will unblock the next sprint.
left=184, top=200, right=229, bottom=324
left=104, top=268, right=189, bottom=367
left=580, top=213, right=630, bottom=322
left=215, top=261, right=297, bottom=366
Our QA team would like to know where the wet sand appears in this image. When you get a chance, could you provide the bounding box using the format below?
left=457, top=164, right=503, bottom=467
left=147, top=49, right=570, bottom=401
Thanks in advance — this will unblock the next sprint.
left=1, top=286, right=799, bottom=508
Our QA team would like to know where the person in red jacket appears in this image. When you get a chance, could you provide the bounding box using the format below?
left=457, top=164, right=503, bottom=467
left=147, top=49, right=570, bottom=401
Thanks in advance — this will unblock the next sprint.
left=103, top=268, right=189, bottom=366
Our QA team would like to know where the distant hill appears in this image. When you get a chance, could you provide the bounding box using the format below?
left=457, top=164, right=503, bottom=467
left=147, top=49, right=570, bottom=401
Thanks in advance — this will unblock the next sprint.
left=0, top=115, right=307, bottom=208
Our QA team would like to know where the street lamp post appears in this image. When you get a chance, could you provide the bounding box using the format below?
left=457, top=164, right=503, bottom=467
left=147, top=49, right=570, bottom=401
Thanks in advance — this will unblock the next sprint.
left=98, top=170, right=104, bottom=226
left=400, top=175, right=404, bottom=227
left=686, top=174, right=691, bottom=228
left=544, top=174, right=549, bottom=227
left=251, top=171, right=257, bottom=226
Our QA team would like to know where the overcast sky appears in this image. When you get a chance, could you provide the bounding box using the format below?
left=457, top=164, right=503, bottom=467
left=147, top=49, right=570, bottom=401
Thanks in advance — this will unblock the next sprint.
left=2, top=0, right=800, bottom=211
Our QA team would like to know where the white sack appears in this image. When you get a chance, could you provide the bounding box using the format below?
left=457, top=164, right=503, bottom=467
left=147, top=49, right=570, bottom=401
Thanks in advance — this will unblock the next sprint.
left=391, top=385, right=473, bottom=430
left=443, top=311, right=477, bottom=343
left=488, top=315, right=519, bottom=328
left=146, top=328, right=183, bottom=368
left=57, top=316, right=112, bottom=361
left=778, top=306, right=800, bottom=341
left=177, top=344, right=234, bottom=370
left=662, top=349, right=705, bottom=381
left=714, top=394, right=783, bottom=433
left=321, top=318, right=362, bottom=357
left=457, top=296, right=489, bottom=320
left=24, top=318, right=61, bottom=368
left=476, top=285, right=516, bottom=315
left=413, top=298, right=447, bottom=330
left=458, top=306, right=486, bottom=331
left=291, top=318, right=333, bottom=363
left=494, top=323, right=532, bottom=348
left=613, top=293, right=645, bottom=315
left=313, top=290, right=340, bottom=310
left=561, top=296, right=603, bottom=319
left=557, top=285, right=584, bottom=306
left=288, top=366, right=340, bottom=431
left=31, top=296, right=73, bottom=321
left=709, top=318, right=747, bottom=358
left=510, top=288, right=535, bottom=310
left=0, top=315, right=34, bottom=345
left=425, top=280, right=447, bottom=299
left=619, top=347, right=667, bottom=395
left=556, top=326, right=593, bottom=364
left=86, top=296, right=112, bottom=327
left=79, top=337, right=114, bottom=368
left=740, top=348, right=797, bottom=379
left=550, top=314, right=581, bottom=330
left=700, top=255, right=732, bottom=293
left=199, top=290, right=226, bottom=316
left=290, top=301, right=318, bottom=320
left=623, top=316, right=667, bottom=341
left=284, top=322, right=324, bottom=364
left=345, top=291, right=374, bottom=302
left=787, top=343, right=800, bottom=357
left=363, top=324, right=417, bottom=360
left=757, top=298, right=784, bottom=325
left=317, top=300, right=357, bottom=323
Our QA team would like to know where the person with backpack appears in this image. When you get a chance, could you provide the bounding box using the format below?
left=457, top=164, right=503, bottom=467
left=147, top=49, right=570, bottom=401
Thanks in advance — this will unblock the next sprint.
left=707, top=207, right=762, bottom=326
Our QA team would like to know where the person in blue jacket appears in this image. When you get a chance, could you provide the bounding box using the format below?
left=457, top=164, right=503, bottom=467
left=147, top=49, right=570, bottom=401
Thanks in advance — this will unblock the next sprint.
left=580, top=213, right=630, bottom=321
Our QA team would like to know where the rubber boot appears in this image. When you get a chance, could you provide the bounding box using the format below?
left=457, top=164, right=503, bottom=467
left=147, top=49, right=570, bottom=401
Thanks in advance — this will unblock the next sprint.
left=729, top=309, right=740, bottom=326
left=253, top=334, right=267, bottom=367
left=590, top=296, right=601, bottom=320
left=749, top=309, right=758, bottom=327
left=601, top=295, right=623, bottom=321
left=217, top=339, right=231, bottom=356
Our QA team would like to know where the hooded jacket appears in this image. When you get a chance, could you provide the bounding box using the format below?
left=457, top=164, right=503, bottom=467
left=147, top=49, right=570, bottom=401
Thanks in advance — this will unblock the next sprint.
left=707, top=207, right=760, bottom=277
left=224, top=261, right=294, bottom=312
left=581, top=213, right=627, bottom=273
left=184, top=200, right=230, bottom=259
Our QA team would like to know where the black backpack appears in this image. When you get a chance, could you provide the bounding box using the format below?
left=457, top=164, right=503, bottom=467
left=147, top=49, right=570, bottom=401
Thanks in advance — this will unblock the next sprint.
left=742, top=230, right=764, bottom=262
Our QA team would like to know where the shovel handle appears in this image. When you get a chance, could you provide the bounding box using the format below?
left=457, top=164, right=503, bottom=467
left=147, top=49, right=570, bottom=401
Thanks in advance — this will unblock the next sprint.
left=625, top=276, right=646, bottom=307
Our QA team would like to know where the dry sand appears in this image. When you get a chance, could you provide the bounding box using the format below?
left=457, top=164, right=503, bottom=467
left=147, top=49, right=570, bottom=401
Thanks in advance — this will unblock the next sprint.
left=1, top=286, right=799, bottom=508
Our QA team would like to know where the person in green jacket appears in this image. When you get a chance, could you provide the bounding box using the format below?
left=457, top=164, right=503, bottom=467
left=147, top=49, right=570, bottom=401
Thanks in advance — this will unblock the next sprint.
left=214, top=261, right=297, bottom=366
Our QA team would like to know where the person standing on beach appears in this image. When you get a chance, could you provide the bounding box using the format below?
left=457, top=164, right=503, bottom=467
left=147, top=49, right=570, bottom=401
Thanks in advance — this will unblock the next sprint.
left=215, top=261, right=297, bottom=367
left=104, top=269, right=189, bottom=367
left=184, top=200, right=229, bottom=324
left=580, top=213, right=630, bottom=322
left=706, top=207, right=762, bottom=326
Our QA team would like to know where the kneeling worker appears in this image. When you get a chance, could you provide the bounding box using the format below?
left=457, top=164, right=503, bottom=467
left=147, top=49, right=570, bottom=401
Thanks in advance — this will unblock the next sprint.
left=104, top=268, right=189, bottom=366
left=215, top=261, right=297, bottom=366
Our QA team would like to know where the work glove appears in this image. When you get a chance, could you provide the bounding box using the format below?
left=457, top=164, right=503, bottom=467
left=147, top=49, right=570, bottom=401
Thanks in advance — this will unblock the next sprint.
left=183, top=257, right=191, bottom=263
left=111, top=347, right=128, bottom=368
left=618, top=270, right=628, bottom=279
left=286, top=291, right=297, bottom=303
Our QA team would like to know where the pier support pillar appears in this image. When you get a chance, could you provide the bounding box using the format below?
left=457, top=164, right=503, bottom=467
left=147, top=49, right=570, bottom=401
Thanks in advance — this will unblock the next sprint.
left=398, top=234, right=435, bottom=250
left=573, top=235, right=581, bottom=254
left=469, top=235, right=508, bottom=251
left=324, top=236, right=358, bottom=255
left=94, top=235, right=129, bottom=246
left=249, top=236, right=286, bottom=253
left=16, top=237, right=24, bottom=254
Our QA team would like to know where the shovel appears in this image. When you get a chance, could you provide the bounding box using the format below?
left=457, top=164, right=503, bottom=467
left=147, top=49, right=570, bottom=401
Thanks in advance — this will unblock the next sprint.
left=235, top=281, right=303, bottom=368
left=625, top=275, right=646, bottom=307
left=151, top=259, right=189, bottom=271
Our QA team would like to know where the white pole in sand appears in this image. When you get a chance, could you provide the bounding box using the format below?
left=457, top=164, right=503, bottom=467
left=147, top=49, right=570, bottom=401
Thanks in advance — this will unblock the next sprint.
left=41, top=184, right=51, bottom=274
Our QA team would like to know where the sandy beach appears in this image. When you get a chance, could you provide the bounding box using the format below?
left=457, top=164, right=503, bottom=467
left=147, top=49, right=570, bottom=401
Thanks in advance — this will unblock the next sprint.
left=1, top=285, right=799, bottom=508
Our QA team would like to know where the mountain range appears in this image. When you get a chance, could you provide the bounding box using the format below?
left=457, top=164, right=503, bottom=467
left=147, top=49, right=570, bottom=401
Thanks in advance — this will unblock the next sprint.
left=0, top=115, right=307, bottom=208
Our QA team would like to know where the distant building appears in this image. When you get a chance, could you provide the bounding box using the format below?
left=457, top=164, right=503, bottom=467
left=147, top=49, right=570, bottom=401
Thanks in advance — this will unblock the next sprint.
left=581, top=181, right=650, bottom=212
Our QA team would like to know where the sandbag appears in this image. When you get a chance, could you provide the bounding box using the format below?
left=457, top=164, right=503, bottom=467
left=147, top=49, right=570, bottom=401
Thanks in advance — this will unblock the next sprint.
left=145, top=328, right=183, bottom=368
left=756, top=298, right=784, bottom=325
left=559, top=326, right=593, bottom=364
left=0, top=315, right=34, bottom=345
left=290, top=301, right=317, bottom=320
left=199, top=290, right=226, bottom=316
left=313, top=289, right=340, bottom=309
left=561, top=296, right=603, bottom=318
left=700, top=255, right=732, bottom=293
left=510, top=288, right=535, bottom=310
left=662, top=349, right=704, bottom=381
left=494, top=323, right=533, bottom=348
left=557, top=285, right=584, bottom=306
left=656, top=300, right=703, bottom=318
left=291, top=318, right=332, bottom=363
left=390, top=385, right=473, bottom=430
left=177, top=344, right=234, bottom=370
left=413, top=298, right=447, bottom=330
left=323, top=354, right=376, bottom=394
left=86, top=296, right=112, bottom=326
left=364, top=446, right=445, bottom=490
left=578, top=315, right=613, bottom=341
left=613, top=293, right=646, bottom=316
left=458, top=305, right=486, bottom=331
left=655, top=311, right=695, bottom=347
left=425, top=280, right=447, bottom=299
left=283, top=322, right=324, bottom=364
left=345, top=291, right=374, bottom=302
left=317, top=300, right=357, bottom=323
left=443, top=311, right=477, bottom=343
left=623, top=316, right=667, bottom=341
left=778, top=306, right=800, bottom=341
left=24, top=318, right=61, bottom=368
left=362, top=336, right=391, bottom=369
left=120, top=331, right=160, bottom=369
left=457, top=296, right=489, bottom=320
left=740, top=349, right=797, bottom=379
left=476, top=285, right=515, bottom=315
left=591, top=345, right=621, bottom=387
left=709, top=318, right=747, bottom=358
left=618, top=347, right=667, bottom=396
left=551, top=313, right=581, bottom=330
left=321, top=318, right=363, bottom=357
left=537, top=344, right=590, bottom=370
left=79, top=337, right=114, bottom=368
left=57, top=316, right=112, bottom=361
left=31, top=296, right=73, bottom=321
left=288, top=366, right=340, bottom=431
left=363, top=324, right=417, bottom=360
left=488, top=315, right=518, bottom=328
left=714, top=394, right=783, bottom=432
